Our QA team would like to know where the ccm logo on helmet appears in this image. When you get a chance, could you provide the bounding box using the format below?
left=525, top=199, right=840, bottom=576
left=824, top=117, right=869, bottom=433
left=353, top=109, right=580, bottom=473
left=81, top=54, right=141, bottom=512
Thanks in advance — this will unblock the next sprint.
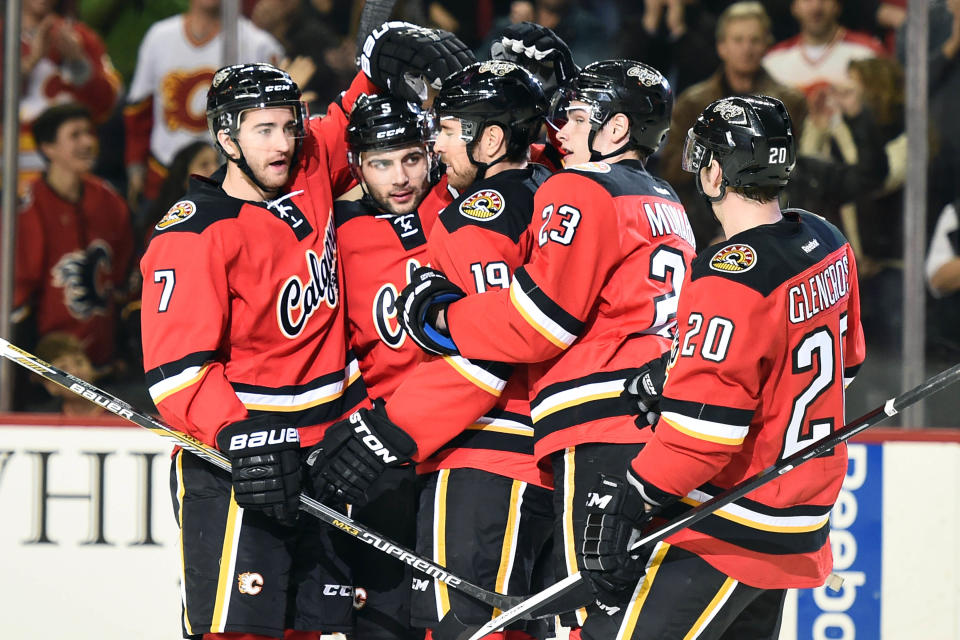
left=376, top=127, right=406, bottom=138
left=264, top=84, right=292, bottom=92
left=229, top=428, right=300, bottom=451
left=350, top=412, right=397, bottom=463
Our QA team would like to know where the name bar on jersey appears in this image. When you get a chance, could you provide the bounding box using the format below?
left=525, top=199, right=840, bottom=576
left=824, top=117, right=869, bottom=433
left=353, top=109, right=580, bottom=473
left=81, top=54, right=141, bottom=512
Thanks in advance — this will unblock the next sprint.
left=788, top=252, right=851, bottom=324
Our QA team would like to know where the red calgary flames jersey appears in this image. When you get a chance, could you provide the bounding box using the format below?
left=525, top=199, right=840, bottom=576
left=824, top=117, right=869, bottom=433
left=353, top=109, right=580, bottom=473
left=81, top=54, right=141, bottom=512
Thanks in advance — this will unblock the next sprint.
left=630, top=209, right=866, bottom=589
left=335, top=180, right=453, bottom=402
left=388, top=165, right=554, bottom=487
left=140, top=75, right=376, bottom=448
left=446, top=160, right=697, bottom=463
left=14, top=175, right=132, bottom=366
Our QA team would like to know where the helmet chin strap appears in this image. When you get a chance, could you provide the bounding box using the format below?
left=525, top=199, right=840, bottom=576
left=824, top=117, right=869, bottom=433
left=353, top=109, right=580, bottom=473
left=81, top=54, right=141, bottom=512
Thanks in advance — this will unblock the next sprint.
left=586, top=127, right=632, bottom=163
left=466, top=144, right=508, bottom=182
left=695, top=170, right=727, bottom=204
left=228, top=135, right=302, bottom=198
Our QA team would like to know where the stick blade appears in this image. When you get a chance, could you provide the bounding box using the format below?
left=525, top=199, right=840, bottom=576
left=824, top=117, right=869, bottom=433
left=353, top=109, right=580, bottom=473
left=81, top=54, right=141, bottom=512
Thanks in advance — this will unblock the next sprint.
left=432, top=611, right=476, bottom=640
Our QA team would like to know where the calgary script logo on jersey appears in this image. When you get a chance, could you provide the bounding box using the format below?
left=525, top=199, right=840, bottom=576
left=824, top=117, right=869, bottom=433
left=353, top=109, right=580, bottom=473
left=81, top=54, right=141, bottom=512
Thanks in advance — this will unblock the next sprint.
left=710, top=244, right=757, bottom=273
left=459, top=189, right=504, bottom=222
left=277, top=217, right=338, bottom=338
left=51, top=240, right=113, bottom=320
left=373, top=259, right=423, bottom=349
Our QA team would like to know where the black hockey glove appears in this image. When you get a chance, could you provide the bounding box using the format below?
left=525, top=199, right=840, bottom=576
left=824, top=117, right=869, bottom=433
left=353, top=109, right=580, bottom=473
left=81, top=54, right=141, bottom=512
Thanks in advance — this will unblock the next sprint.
left=359, top=21, right=476, bottom=104
left=305, top=400, right=417, bottom=506
left=490, top=21, right=578, bottom=93
left=581, top=473, right=655, bottom=607
left=622, top=350, right=672, bottom=428
left=396, top=266, right=465, bottom=356
left=215, top=416, right=302, bottom=526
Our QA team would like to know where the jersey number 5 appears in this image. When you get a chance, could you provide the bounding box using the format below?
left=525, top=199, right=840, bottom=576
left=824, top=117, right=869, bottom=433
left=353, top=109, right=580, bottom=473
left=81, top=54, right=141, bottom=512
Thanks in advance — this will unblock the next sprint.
left=154, top=269, right=175, bottom=312
left=538, top=204, right=581, bottom=247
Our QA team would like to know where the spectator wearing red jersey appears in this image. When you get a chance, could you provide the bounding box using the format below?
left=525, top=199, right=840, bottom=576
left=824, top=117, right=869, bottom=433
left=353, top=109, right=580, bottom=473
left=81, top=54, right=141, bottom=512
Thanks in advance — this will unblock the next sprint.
left=8, top=0, right=122, bottom=196
left=14, top=103, right=134, bottom=384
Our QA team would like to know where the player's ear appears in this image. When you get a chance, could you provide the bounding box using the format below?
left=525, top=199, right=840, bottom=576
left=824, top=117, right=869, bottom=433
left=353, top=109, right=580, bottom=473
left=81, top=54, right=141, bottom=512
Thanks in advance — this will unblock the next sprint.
left=217, top=130, right=240, bottom=160
left=483, top=123, right=507, bottom=160
left=701, top=158, right=724, bottom=198
left=609, top=113, right=631, bottom=146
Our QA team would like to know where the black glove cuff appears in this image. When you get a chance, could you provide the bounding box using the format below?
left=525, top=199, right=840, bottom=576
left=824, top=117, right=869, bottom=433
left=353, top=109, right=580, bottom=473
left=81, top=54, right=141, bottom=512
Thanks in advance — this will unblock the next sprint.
left=216, top=415, right=300, bottom=457
left=625, top=467, right=677, bottom=510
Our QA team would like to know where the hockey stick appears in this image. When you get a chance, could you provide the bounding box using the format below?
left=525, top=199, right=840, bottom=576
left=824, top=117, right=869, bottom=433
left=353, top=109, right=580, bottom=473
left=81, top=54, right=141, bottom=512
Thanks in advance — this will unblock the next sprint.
left=0, top=337, right=538, bottom=614
left=356, top=0, right=399, bottom=54
left=436, top=361, right=960, bottom=640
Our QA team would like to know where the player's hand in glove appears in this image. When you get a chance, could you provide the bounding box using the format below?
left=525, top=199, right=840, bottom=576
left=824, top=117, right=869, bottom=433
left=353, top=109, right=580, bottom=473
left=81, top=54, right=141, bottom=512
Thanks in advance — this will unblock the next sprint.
left=580, top=473, right=654, bottom=607
left=304, top=400, right=417, bottom=505
left=490, top=21, right=578, bottom=93
left=396, top=266, right=465, bottom=356
left=359, top=21, right=476, bottom=104
left=216, top=416, right=302, bottom=526
left=622, top=350, right=671, bottom=428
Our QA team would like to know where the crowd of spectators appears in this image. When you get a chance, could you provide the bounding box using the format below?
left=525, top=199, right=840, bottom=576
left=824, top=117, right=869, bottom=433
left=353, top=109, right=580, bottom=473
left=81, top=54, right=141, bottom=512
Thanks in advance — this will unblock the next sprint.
left=4, top=0, right=959, bottom=424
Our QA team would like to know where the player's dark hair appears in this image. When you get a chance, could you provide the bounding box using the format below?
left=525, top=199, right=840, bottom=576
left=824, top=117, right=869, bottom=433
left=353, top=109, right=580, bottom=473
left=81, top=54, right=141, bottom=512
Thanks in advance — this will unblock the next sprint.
left=32, top=102, right=92, bottom=148
left=728, top=184, right=783, bottom=204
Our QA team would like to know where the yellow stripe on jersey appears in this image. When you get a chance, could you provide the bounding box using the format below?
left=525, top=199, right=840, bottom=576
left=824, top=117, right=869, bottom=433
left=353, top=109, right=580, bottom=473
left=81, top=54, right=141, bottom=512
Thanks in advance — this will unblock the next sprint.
left=660, top=413, right=748, bottom=446
left=442, top=355, right=507, bottom=396
left=509, top=281, right=576, bottom=350
left=684, top=577, right=738, bottom=640
left=562, top=448, right=588, bottom=626
left=679, top=493, right=831, bottom=533
left=465, top=421, right=535, bottom=436
left=434, top=470, right=452, bottom=621
left=239, top=361, right=362, bottom=412
left=531, top=383, right=625, bottom=423
left=175, top=451, right=193, bottom=636
left=151, top=364, right=211, bottom=405
left=493, top=481, right=525, bottom=617
left=211, top=492, right=242, bottom=632
left=618, top=542, right=671, bottom=640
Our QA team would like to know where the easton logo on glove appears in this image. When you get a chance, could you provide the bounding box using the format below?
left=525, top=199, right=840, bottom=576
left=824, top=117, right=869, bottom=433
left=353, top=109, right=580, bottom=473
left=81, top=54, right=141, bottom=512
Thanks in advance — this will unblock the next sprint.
left=228, top=427, right=299, bottom=451
left=350, top=411, right=399, bottom=464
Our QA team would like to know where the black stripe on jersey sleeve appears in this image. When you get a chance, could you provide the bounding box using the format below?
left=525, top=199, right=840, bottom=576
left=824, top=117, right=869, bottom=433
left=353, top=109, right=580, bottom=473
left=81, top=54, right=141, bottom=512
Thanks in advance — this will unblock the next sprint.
left=531, top=368, right=636, bottom=407
left=433, top=428, right=535, bottom=456
left=659, top=500, right=832, bottom=555
left=514, top=267, right=585, bottom=338
left=532, top=394, right=635, bottom=443
left=660, top=397, right=755, bottom=428
left=463, top=358, right=514, bottom=384
left=230, top=366, right=355, bottom=396
left=145, top=350, right=217, bottom=387
left=483, top=407, right=534, bottom=427
left=245, top=371, right=369, bottom=430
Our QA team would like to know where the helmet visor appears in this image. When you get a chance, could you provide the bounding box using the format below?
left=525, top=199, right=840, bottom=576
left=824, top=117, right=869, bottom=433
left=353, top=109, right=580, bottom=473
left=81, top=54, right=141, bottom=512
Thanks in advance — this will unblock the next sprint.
left=681, top=129, right=709, bottom=174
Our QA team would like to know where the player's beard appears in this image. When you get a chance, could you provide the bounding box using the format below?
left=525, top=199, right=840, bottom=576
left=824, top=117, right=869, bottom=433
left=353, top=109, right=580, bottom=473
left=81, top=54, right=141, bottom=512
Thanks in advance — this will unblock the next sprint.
left=446, top=160, right=478, bottom=192
left=367, top=179, right=429, bottom=215
left=251, top=156, right=292, bottom=192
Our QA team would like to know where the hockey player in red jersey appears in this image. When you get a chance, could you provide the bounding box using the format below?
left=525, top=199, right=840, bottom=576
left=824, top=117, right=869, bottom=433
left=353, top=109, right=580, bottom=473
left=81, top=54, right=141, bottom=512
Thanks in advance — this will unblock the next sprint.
left=579, top=95, right=867, bottom=639
left=139, top=22, right=475, bottom=640
left=335, top=93, right=452, bottom=640
left=310, top=61, right=557, bottom=640
left=392, top=60, right=697, bottom=635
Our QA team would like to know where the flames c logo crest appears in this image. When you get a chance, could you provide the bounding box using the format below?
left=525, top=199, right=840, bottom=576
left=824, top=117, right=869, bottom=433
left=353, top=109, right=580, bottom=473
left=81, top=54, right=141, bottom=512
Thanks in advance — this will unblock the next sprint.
left=237, top=572, right=264, bottom=595
left=459, top=189, right=504, bottom=222
left=710, top=244, right=757, bottom=273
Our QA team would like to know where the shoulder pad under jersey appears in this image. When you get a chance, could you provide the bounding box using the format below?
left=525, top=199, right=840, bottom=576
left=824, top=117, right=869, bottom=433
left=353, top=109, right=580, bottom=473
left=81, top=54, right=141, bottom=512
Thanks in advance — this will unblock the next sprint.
left=564, top=159, right=682, bottom=202
left=691, top=209, right=850, bottom=296
left=151, top=175, right=243, bottom=236
left=439, top=165, right=544, bottom=242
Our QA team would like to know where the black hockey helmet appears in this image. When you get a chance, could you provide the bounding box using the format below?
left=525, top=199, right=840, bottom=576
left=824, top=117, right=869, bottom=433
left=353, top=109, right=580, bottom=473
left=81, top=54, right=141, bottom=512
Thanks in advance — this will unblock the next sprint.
left=206, top=63, right=308, bottom=190
left=681, top=95, right=795, bottom=201
left=347, top=94, right=431, bottom=154
left=548, top=60, right=672, bottom=160
left=433, top=60, right=547, bottom=176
